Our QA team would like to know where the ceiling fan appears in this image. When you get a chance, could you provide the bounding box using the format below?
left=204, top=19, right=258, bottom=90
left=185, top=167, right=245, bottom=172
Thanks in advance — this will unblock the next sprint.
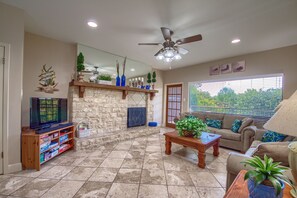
left=138, top=27, right=202, bottom=62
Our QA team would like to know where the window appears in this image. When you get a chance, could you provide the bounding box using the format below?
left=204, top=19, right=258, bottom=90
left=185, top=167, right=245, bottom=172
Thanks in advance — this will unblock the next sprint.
left=189, top=75, right=283, bottom=117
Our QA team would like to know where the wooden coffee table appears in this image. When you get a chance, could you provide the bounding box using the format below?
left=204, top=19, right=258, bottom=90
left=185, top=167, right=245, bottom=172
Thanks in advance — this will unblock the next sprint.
left=164, top=131, right=221, bottom=168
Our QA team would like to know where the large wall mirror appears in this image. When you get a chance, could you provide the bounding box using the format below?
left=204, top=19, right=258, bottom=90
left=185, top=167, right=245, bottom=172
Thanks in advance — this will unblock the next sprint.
left=77, top=44, right=152, bottom=81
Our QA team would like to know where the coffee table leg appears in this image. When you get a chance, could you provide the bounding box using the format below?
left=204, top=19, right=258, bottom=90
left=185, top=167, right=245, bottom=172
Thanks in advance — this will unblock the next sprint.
left=198, top=149, right=206, bottom=168
left=165, top=137, right=171, bottom=155
left=213, top=140, right=220, bottom=156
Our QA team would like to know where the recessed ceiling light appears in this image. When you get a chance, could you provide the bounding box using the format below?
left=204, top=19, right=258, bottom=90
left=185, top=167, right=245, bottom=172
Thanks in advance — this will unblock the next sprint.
left=130, top=68, right=135, bottom=72
left=87, top=21, right=98, bottom=28
left=231, top=39, right=241, bottom=44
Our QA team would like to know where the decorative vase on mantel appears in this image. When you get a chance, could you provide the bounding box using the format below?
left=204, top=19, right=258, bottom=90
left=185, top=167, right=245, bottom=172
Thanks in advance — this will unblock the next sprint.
left=116, top=75, right=121, bottom=86
left=121, top=74, right=126, bottom=87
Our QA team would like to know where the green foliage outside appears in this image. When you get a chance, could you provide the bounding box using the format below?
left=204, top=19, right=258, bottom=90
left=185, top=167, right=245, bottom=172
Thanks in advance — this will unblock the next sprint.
left=189, top=84, right=282, bottom=117
left=98, top=74, right=112, bottom=81
left=242, top=155, right=293, bottom=195
left=77, top=52, right=85, bottom=72
left=175, top=117, right=207, bottom=138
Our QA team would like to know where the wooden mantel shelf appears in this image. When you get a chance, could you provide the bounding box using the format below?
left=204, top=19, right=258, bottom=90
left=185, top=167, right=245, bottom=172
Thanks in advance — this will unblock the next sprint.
left=69, top=80, right=158, bottom=100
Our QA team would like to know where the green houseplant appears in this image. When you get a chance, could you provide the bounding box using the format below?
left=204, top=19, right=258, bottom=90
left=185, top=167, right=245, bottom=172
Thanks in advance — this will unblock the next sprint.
left=97, top=74, right=112, bottom=85
left=77, top=52, right=85, bottom=82
left=175, top=117, right=207, bottom=138
left=242, top=155, right=293, bottom=198
left=152, top=71, right=156, bottom=90
left=146, top=72, right=152, bottom=89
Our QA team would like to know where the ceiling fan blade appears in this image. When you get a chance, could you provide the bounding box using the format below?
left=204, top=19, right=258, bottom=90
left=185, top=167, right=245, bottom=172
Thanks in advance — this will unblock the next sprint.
left=154, top=49, right=164, bottom=56
left=177, top=47, right=189, bottom=55
left=138, top=43, right=161, bottom=45
left=176, top=34, right=202, bottom=45
left=161, top=27, right=173, bottom=41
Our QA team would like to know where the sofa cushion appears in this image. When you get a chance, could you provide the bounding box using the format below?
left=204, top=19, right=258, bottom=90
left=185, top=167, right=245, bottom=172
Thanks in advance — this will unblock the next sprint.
left=261, top=130, right=287, bottom=142
left=231, top=119, right=242, bottom=133
left=191, top=112, right=205, bottom=121
left=204, top=113, right=224, bottom=121
left=206, top=118, right=222, bottom=129
left=253, top=142, right=290, bottom=167
left=238, top=117, right=253, bottom=133
left=222, top=115, right=244, bottom=129
left=208, top=127, right=241, bottom=141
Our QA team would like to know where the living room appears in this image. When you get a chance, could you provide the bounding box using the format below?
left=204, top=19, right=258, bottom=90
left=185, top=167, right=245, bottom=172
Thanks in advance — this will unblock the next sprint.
left=0, top=1, right=297, bottom=198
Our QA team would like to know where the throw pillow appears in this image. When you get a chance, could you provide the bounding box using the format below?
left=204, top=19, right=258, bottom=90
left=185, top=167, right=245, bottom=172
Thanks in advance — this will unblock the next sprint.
left=185, top=115, right=196, bottom=119
left=231, top=119, right=242, bottom=133
left=261, top=130, right=287, bottom=142
left=206, top=118, right=222, bottom=129
left=238, top=117, right=253, bottom=132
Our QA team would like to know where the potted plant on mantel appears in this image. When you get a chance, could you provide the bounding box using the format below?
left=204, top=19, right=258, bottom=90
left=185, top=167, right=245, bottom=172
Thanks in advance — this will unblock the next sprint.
left=146, top=72, right=152, bottom=90
left=97, top=74, right=112, bottom=85
left=152, top=71, right=156, bottom=90
left=77, top=52, right=85, bottom=82
left=242, top=155, right=293, bottom=198
left=175, top=117, right=207, bottom=138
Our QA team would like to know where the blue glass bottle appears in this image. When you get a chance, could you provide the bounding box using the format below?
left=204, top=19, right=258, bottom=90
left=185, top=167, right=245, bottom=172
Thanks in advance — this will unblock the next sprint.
left=116, top=75, right=121, bottom=86
left=121, top=74, right=126, bottom=87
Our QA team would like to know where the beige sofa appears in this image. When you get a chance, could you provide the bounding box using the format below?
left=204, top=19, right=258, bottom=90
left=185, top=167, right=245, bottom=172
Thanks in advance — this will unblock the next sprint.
left=177, top=112, right=259, bottom=153
left=226, top=128, right=297, bottom=189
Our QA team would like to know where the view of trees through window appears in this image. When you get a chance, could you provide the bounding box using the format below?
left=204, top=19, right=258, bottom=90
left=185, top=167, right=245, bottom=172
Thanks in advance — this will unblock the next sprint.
left=189, top=75, right=283, bottom=117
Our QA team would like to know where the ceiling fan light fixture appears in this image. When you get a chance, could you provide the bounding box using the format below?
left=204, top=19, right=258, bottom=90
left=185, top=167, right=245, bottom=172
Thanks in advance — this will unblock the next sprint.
left=164, top=48, right=175, bottom=58
left=156, top=54, right=164, bottom=60
left=174, top=54, right=182, bottom=60
left=165, top=57, right=172, bottom=63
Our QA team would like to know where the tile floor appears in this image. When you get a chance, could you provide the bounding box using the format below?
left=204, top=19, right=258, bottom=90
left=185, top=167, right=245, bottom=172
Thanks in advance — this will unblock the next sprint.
left=0, top=128, right=234, bottom=198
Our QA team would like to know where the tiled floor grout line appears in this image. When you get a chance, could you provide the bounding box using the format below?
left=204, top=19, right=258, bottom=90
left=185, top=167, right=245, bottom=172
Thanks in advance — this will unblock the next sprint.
left=136, top=137, right=148, bottom=198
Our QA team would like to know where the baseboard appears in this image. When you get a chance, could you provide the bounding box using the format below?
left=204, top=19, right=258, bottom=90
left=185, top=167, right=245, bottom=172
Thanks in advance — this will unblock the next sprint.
left=7, top=162, right=22, bottom=173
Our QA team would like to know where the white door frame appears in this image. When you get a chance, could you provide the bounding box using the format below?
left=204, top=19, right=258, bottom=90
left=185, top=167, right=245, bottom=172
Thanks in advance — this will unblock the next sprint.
left=0, top=42, right=10, bottom=174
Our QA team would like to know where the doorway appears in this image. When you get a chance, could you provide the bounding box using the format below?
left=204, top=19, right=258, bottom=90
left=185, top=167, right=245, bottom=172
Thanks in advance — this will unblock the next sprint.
left=166, top=84, right=182, bottom=128
left=0, top=45, right=4, bottom=174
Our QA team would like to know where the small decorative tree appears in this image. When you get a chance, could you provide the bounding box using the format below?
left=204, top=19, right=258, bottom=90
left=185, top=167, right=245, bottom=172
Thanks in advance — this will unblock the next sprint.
left=77, top=52, right=85, bottom=82
left=152, top=71, right=156, bottom=89
left=147, top=72, right=152, bottom=84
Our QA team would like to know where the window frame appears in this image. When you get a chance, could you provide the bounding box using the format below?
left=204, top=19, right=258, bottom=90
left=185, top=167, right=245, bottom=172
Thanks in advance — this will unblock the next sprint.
left=187, top=73, right=284, bottom=119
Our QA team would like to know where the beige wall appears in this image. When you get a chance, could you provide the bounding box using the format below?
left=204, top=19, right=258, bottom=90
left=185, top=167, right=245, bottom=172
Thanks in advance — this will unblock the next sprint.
left=0, top=2, right=24, bottom=171
left=163, top=45, right=297, bottom=114
left=22, top=32, right=76, bottom=126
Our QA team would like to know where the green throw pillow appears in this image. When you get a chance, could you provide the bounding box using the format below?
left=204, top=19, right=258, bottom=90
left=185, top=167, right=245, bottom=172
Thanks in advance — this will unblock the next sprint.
left=205, top=118, right=222, bottom=129
left=185, top=115, right=196, bottom=119
left=231, top=119, right=242, bottom=133
left=261, top=130, right=287, bottom=142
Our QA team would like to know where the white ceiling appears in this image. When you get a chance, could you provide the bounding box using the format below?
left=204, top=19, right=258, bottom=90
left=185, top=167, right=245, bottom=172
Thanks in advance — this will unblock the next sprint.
left=1, top=0, right=297, bottom=70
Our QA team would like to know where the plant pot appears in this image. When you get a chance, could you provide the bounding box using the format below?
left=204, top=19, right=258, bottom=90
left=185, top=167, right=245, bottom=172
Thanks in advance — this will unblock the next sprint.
left=182, top=130, right=194, bottom=137
left=247, top=178, right=285, bottom=198
left=152, top=83, right=155, bottom=90
left=77, top=74, right=84, bottom=82
left=146, top=85, right=151, bottom=90
left=98, top=80, right=112, bottom=85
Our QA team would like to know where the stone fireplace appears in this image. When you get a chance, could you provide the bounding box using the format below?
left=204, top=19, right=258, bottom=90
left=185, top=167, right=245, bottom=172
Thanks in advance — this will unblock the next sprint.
left=68, top=82, right=159, bottom=150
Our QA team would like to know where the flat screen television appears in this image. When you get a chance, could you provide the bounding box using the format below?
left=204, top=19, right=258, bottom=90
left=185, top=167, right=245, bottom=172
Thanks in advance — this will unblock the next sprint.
left=30, top=97, right=68, bottom=129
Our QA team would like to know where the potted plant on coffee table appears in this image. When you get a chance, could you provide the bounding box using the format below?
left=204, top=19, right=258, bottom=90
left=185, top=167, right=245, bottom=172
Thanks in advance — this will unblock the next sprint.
left=242, top=155, right=293, bottom=198
left=175, top=117, right=207, bottom=138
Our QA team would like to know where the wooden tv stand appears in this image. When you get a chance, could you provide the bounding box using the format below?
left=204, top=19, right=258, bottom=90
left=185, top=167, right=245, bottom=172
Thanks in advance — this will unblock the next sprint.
left=22, top=124, right=75, bottom=171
